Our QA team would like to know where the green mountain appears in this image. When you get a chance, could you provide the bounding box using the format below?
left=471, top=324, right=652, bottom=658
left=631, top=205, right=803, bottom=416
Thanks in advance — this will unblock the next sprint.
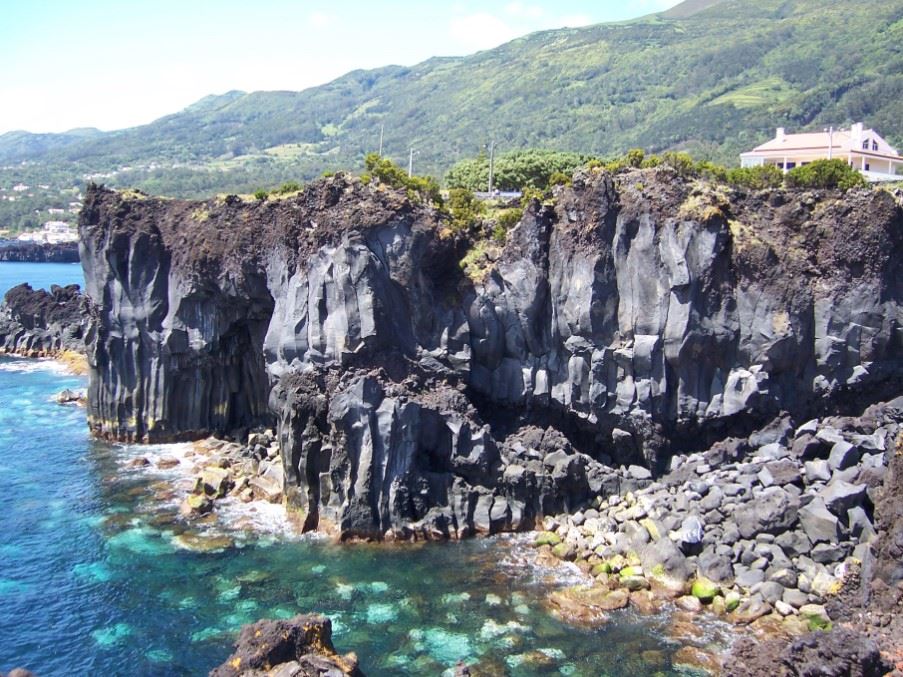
left=1, top=0, right=901, bottom=226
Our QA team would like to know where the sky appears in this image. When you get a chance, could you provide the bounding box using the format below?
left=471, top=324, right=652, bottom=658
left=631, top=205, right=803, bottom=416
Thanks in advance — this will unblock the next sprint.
left=1, top=0, right=679, bottom=135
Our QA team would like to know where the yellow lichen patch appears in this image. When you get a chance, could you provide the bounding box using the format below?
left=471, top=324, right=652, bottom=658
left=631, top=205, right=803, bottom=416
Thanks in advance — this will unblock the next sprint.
left=728, top=219, right=765, bottom=253
left=191, top=207, right=210, bottom=222
left=229, top=657, right=241, bottom=669
left=771, top=311, right=791, bottom=335
left=679, top=184, right=729, bottom=224
left=57, top=349, right=89, bottom=375
left=117, top=188, right=149, bottom=201
left=459, top=240, right=502, bottom=284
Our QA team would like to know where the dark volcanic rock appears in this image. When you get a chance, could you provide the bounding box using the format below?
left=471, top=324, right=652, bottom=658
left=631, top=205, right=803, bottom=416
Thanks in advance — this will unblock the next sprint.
left=210, top=614, right=363, bottom=676
left=78, top=170, right=903, bottom=538
left=0, top=240, right=79, bottom=263
left=734, top=487, right=799, bottom=539
left=0, top=283, right=88, bottom=356
left=724, top=628, right=890, bottom=677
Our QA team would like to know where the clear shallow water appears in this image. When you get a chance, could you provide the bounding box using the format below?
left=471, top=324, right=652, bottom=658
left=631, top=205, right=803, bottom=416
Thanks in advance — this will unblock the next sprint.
left=0, top=268, right=709, bottom=676
left=0, top=261, right=84, bottom=296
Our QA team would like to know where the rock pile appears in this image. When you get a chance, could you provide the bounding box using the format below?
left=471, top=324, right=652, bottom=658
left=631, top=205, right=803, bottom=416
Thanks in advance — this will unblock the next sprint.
left=535, top=397, right=901, bottom=645
left=178, top=430, right=286, bottom=518
left=209, top=613, right=363, bottom=677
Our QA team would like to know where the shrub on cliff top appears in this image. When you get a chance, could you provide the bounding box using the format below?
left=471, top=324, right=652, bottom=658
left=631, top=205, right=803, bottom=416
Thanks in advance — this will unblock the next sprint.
left=785, top=159, right=867, bottom=190
left=364, top=153, right=443, bottom=206
left=445, top=149, right=592, bottom=192
left=445, top=188, right=485, bottom=232
left=626, top=148, right=645, bottom=168
left=726, top=165, right=783, bottom=190
left=272, top=180, right=302, bottom=195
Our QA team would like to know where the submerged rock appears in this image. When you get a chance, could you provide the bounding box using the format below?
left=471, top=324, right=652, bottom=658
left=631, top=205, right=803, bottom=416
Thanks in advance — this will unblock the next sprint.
left=545, top=585, right=625, bottom=628
left=210, top=614, right=363, bottom=677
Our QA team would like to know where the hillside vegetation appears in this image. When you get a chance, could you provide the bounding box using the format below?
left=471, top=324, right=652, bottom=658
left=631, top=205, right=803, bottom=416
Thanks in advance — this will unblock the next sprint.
left=1, top=0, right=901, bottom=229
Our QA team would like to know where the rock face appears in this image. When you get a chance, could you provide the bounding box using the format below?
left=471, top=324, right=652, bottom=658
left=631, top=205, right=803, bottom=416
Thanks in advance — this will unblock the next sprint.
left=209, top=614, right=363, bottom=677
left=0, top=240, right=79, bottom=263
left=724, top=627, right=889, bottom=677
left=78, top=168, right=903, bottom=539
left=0, top=283, right=88, bottom=357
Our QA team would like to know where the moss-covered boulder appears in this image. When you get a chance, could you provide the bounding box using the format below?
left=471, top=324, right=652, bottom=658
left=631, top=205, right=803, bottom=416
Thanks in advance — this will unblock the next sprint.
left=534, top=531, right=562, bottom=547
left=799, top=604, right=832, bottom=631
left=591, top=562, right=613, bottom=577
left=606, top=554, right=628, bottom=572
left=620, top=576, right=650, bottom=592
left=691, top=577, right=720, bottom=603
left=619, top=565, right=644, bottom=578
left=551, top=542, right=576, bottom=560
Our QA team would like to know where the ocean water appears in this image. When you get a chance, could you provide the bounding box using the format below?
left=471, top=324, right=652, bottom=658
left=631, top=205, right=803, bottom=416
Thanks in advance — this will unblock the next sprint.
left=0, top=265, right=717, bottom=676
left=0, top=261, right=84, bottom=295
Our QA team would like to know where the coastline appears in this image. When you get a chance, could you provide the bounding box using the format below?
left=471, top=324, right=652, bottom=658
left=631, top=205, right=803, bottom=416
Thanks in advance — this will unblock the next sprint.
left=1, top=348, right=898, bottom=675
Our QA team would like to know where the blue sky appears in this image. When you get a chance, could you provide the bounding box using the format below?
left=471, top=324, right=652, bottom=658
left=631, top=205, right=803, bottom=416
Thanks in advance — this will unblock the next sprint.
left=1, top=0, right=679, bottom=134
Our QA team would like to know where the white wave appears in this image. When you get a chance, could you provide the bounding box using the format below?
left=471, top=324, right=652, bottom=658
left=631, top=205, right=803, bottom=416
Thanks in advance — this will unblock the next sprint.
left=114, top=440, right=301, bottom=541
left=0, top=356, right=75, bottom=375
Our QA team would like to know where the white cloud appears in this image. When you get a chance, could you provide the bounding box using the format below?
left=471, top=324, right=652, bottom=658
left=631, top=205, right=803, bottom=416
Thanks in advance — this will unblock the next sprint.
left=505, top=2, right=544, bottom=19
left=448, top=12, right=519, bottom=51
left=308, top=11, right=335, bottom=29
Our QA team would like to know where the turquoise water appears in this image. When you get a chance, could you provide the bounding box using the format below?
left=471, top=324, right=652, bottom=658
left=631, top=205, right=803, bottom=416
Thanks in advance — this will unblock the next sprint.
left=0, top=266, right=710, bottom=676
left=0, top=261, right=84, bottom=295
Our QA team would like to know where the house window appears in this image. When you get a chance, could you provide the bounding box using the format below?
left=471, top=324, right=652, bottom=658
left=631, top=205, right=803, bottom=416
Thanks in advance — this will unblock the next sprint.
left=862, top=139, right=870, bottom=149
left=865, top=163, right=870, bottom=171
left=872, top=140, right=879, bottom=151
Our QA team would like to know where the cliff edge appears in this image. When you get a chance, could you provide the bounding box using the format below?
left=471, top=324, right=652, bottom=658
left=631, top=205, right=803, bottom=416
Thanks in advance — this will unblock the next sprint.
left=78, top=168, right=903, bottom=539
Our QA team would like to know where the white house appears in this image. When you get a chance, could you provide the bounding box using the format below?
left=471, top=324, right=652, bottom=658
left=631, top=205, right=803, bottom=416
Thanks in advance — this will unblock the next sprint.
left=17, top=221, right=78, bottom=245
left=740, top=123, right=903, bottom=182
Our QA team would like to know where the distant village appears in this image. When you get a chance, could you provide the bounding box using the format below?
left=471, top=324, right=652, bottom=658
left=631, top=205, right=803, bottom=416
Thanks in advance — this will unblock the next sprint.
left=0, top=181, right=81, bottom=242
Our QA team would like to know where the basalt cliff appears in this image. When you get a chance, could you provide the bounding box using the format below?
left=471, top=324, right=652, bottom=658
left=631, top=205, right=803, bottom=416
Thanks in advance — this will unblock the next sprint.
left=77, top=168, right=903, bottom=540
left=0, top=241, right=80, bottom=263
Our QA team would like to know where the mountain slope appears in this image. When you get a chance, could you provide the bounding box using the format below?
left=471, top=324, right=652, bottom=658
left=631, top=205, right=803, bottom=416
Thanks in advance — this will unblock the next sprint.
left=1, top=0, right=901, bottom=211
left=0, top=128, right=103, bottom=164
left=662, top=0, right=730, bottom=18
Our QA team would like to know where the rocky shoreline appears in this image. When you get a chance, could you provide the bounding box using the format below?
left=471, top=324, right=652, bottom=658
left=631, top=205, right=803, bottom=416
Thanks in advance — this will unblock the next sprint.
left=189, top=395, right=901, bottom=675
left=0, top=283, right=88, bottom=364
left=2, top=169, right=902, bottom=674
left=530, top=397, right=902, bottom=674
left=0, top=241, right=79, bottom=263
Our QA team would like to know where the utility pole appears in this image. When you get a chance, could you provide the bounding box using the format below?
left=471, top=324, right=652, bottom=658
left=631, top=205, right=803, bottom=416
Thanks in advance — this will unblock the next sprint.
left=828, top=126, right=834, bottom=160
left=378, top=124, right=384, bottom=156
left=408, top=147, right=416, bottom=177
left=488, top=140, right=496, bottom=195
